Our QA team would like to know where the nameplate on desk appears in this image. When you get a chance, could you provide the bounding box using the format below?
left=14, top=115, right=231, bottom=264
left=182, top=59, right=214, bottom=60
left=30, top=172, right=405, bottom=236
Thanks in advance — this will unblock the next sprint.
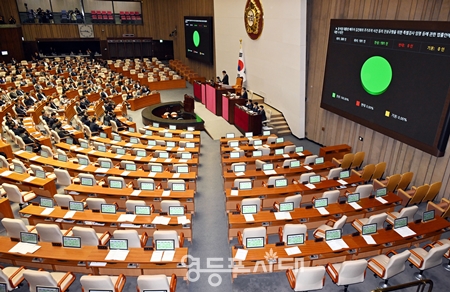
left=304, top=166, right=313, bottom=170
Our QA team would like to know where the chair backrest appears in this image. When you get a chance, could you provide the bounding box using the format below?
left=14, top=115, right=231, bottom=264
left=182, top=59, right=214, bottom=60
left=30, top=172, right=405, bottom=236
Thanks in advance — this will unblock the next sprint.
left=36, top=223, right=64, bottom=243
left=41, top=145, right=54, bottom=157
left=161, top=200, right=181, bottom=212
left=241, top=198, right=261, bottom=213
left=335, top=259, right=367, bottom=286
left=137, top=275, right=171, bottom=292
left=423, top=181, right=442, bottom=202
left=284, top=145, right=296, bottom=154
left=86, top=198, right=107, bottom=210
left=267, top=175, right=286, bottom=186
left=167, top=179, right=185, bottom=189
left=231, top=162, right=246, bottom=172
left=384, top=250, right=411, bottom=279
left=397, top=172, right=414, bottom=191
left=97, top=157, right=113, bottom=168
left=113, top=230, right=142, bottom=248
left=3, top=183, right=24, bottom=204
left=294, top=266, right=326, bottom=291
left=408, top=184, right=430, bottom=206
left=80, top=275, right=115, bottom=291
left=0, top=268, right=15, bottom=290
left=234, top=178, right=252, bottom=188
left=242, top=227, right=266, bottom=247
left=153, top=230, right=179, bottom=248
left=126, top=200, right=147, bottom=213
left=299, top=172, right=316, bottom=184
left=2, top=218, right=29, bottom=238
left=327, top=167, right=343, bottom=180
left=372, top=162, right=387, bottom=181
left=367, top=213, right=388, bottom=229
left=322, top=190, right=340, bottom=204
left=107, top=176, right=126, bottom=189
left=72, top=226, right=100, bottom=246
left=0, top=155, right=9, bottom=168
left=54, top=169, right=72, bottom=186
left=340, top=153, right=354, bottom=169
left=304, top=155, right=318, bottom=165
left=31, top=164, right=45, bottom=175
left=398, top=205, right=418, bottom=222
left=54, top=194, right=74, bottom=208
left=256, top=147, right=270, bottom=156
left=355, top=184, right=373, bottom=199
left=282, top=159, right=297, bottom=168
left=110, top=120, right=118, bottom=132
left=50, top=130, right=60, bottom=143
left=333, top=215, right=348, bottom=229
left=282, top=223, right=307, bottom=243
left=120, top=160, right=135, bottom=168
left=385, top=174, right=402, bottom=192
left=78, top=173, right=97, bottom=186
left=15, top=136, right=25, bottom=149
left=12, top=159, right=27, bottom=173
left=255, top=159, right=266, bottom=170
left=351, top=151, right=365, bottom=169
left=358, top=163, right=375, bottom=181
left=267, top=136, right=278, bottom=144
left=23, top=270, right=58, bottom=292
left=421, top=243, right=450, bottom=269
left=284, top=194, right=302, bottom=209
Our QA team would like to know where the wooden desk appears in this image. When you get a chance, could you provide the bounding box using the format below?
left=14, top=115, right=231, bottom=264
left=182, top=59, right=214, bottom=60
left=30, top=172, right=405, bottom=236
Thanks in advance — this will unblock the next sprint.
left=319, top=144, right=352, bottom=162
left=227, top=193, right=401, bottom=240
left=118, top=130, right=201, bottom=144
left=20, top=205, right=193, bottom=242
left=147, top=79, right=186, bottom=91
left=220, top=141, right=294, bottom=154
left=234, top=105, right=262, bottom=135
left=129, top=93, right=161, bottom=111
left=64, top=184, right=195, bottom=213
left=0, top=237, right=188, bottom=278
left=0, top=198, right=14, bottom=219
left=143, top=126, right=201, bottom=137
left=0, top=167, right=57, bottom=197
left=0, top=139, right=14, bottom=159
left=230, top=217, right=450, bottom=280
left=219, top=135, right=273, bottom=145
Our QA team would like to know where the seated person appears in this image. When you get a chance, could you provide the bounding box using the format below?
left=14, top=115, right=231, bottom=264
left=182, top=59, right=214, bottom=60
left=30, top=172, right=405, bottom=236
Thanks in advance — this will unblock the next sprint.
left=89, top=117, right=103, bottom=134
left=75, top=101, right=84, bottom=115
left=15, top=102, right=27, bottom=117
left=42, top=110, right=50, bottom=125
left=24, top=95, right=35, bottom=107
left=20, top=131, right=41, bottom=152
left=81, top=113, right=91, bottom=126
left=80, top=96, right=91, bottom=110
left=245, top=99, right=253, bottom=110
left=53, top=121, right=78, bottom=144
left=252, top=101, right=259, bottom=112
left=47, top=112, right=58, bottom=128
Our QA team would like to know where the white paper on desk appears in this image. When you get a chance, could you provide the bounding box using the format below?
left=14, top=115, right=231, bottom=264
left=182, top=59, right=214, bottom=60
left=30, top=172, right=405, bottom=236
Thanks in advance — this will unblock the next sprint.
left=105, top=250, right=129, bottom=261
left=123, top=131, right=129, bottom=134
left=88, top=150, right=96, bottom=154
left=305, top=183, right=316, bottom=189
left=75, top=147, right=84, bottom=152
left=146, top=145, right=154, bottom=149
left=114, top=155, right=123, bottom=159
left=162, top=190, right=171, bottom=197
left=178, top=159, right=188, bottom=163
left=317, top=207, right=329, bottom=215
left=125, top=143, right=133, bottom=147
left=89, top=262, right=107, bottom=267
left=244, top=214, right=254, bottom=222
left=40, top=208, right=54, bottom=215
left=150, top=158, right=157, bottom=162
left=110, top=141, right=118, bottom=144
left=30, top=156, right=40, bottom=161
left=178, top=148, right=185, bottom=151
left=165, top=159, right=172, bottom=163
left=234, top=249, right=248, bottom=261
left=172, top=173, right=181, bottom=178
left=282, top=154, right=290, bottom=158
left=166, top=147, right=173, bottom=151
left=68, top=191, right=80, bottom=195
left=285, top=246, right=301, bottom=256
left=64, top=211, right=76, bottom=219
left=230, top=190, right=239, bottom=196
left=337, top=179, right=348, bottom=185
left=263, top=144, right=269, bottom=148
left=362, top=235, right=377, bottom=245
left=117, top=214, right=136, bottom=222
left=297, top=152, right=304, bottom=156
left=15, top=150, right=24, bottom=155
left=375, top=197, right=388, bottom=204
left=274, top=212, right=292, bottom=220
left=95, top=168, right=108, bottom=173
left=134, top=157, right=142, bottom=161
left=162, top=250, right=175, bottom=262
left=263, top=170, right=277, bottom=176
left=130, top=190, right=141, bottom=196
left=9, top=242, right=41, bottom=254
left=163, top=129, right=169, bottom=132
left=394, top=227, right=416, bottom=238
left=304, top=166, right=312, bottom=170
left=349, top=202, right=363, bottom=210
left=233, top=147, right=241, bottom=151
left=150, top=251, right=164, bottom=262
left=121, top=171, right=130, bottom=176
left=0, top=171, right=12, bottom=176
left=326, top=239, right=349, bottom=251
left=77, top=165, right=87, bottom=170
left=234, top=172, right=245, bottom=177
left=177, top=216, right=191, bottom=225
left=152, top=216, right=171, bottom=225
left=148, top=172, right=156, bottom=177
left=23, top=176, right=36, bottom=183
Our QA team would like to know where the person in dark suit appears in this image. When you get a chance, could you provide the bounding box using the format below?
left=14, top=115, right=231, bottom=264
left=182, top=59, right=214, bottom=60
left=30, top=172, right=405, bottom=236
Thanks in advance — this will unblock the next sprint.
left=36, top=90, right=46, bottom=101
left=258, top=105, right=267, bottom=122
left=75, top=102, right=84, bottom=115
left=24, top=95, right=35, bottom=107
left=100, top=90, right=108, bottom=99
left=89, top=117, right=102, bottom=134
left=245, top=99, right=253, bottom=110
left=240, top=87, right=248, bottom=100
left=220, top=70, right=229, bottom=85
left=47, top=112, right=58, bottom=128
left=42, top=111, right=50, bottom=125
left=252, top=101, right=259, bottom=112
left=80, top=96, right=90, bottom=110
left=81, top=113, right=91, bottom=126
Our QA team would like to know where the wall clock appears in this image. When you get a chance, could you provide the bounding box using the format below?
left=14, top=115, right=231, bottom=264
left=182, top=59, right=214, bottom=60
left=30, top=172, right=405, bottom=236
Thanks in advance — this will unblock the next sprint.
left=78, top=24, right=94, bottom=38
left=244, top=0, right=264, bottom=40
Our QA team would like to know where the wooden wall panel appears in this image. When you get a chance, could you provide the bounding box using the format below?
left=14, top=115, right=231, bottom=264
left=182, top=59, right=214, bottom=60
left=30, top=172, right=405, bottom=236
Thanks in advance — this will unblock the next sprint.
left=0, top=26, right=24, bottom=62
left=307, top=0, right=450, bottom=200
left=0, top=0, right=20, bottom=22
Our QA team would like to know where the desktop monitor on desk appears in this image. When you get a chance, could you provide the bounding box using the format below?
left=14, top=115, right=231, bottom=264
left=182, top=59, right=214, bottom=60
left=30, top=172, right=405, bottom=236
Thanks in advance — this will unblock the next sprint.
left=314, top=198, right=328, bottom=209
left=246, top=237, right=265, bottom=248
left=295, top=146, right=304, bottom=153
left=275, top=178, right=288, bottom=188
left=81, top=177, right=94, bottom=186
left=66, top=137, right=74, bottom=145
left=375, top=187, right=387, bottom=198
left=145, top=130, right=153, bottom=136
left=0, top=283, right=6, bottom=292
left=100, top=161, right=112, bottom=169
left=263, top=130, right=271, bottom=136
left=274, top=149, right=284, bottom=155
left=109, top=180, right=123, bottom=189
left=262, top=163, right=274, bottom=171
left=164, top=132, right=173, bottom=138
left=229, top=141, right=239, bottom=148
left=252, top=150, right=262, bottom=157
left=136, top=150, right=147, bottom=157
left=422, top=210, right=435, bottom=222
left=309, top=175, right=321, bottom=184
left=125, top=163, right=137, bottom=171
left=113, top=135, right=122, bottom=142
left=140, top=182, right=155, bottom=191
left=100, top=132, right=107, bottom=138
left=69, top=201, right=84, bottom=212
left=230, top=152, right=240, bottom=159
left=187, top=126, right=195, bottom=132
left=287, top=233, right=304, bottom=245
left=181, top=152, right=192, bottom=159
left=158, top=152, right=169, bottom=159
left=339, top=170, right=350, bottom=179
left=135, top=205, right=151, bottom=215
left=101, top=204, right=116, bottom=214
left=226, top=133, right=235, bottom=138
left=169, top=206, right=185, bottom=216
left=245, top=132, right=253, bottom=138
left=20, top=232, right=38, bottom=244
left=171, top=183, right=186, bottom=192
left=233, top=164, right=246, bottom=173
left=150, top=165, right=163, bottom=173
left=279, top=202, right=294, bottom=212
left=128, top=127, right=135, bottom=133
left=155, top=239, right=175, bottom=251
left=241, top=204, right=257, bottom=214
left=347, top=193, right=360, bottom=203
left=169, top=125, right=176, bottom=130
left=57, top=154, right=68, bottom=162
left=153, top=122, right=160, bottom=128
left=362, top=223, right=377, bottom=236
left=394, top=217, right=408, bottom=229
left=147, top=140, right=157, bottom=146
left=238, top=181, right=252, bottom=190
left=78, top=157, right=89, bottom=166
left=80, top=141, right=89, bottom=149
left=253, top=139, right=263, bottom=146
left=290, top=160, right=301, bottom=168
left=63, top=236, right=81, bottom=248
left=36, top=287, right=60, bottom=292
left=166, top=141, right=176, bottom=148
left=314, top=157, right=324, bottom=165
left=325, top=229, right=342, bottom=241
left=97, top=145, right=106, bottom=152
left=40, top=150, right=50, bottom=158
left=25, top=145, right=34, bottom=153
left=109, top=239, right=128, bottom=250
left=40, top=197, right=54, bottom=208
left=276, top=137, right=284, bottom=143
left=13, top=164, right=24, bottom=174
left=130, top=137, right=139, bottom=144
left=185, top=133, right=194, bottom=139
left=35, top=169, right=46, bottom=179
left=176, top=166, right=189, bottom=173
left=116, top=148, right=126, bottom=155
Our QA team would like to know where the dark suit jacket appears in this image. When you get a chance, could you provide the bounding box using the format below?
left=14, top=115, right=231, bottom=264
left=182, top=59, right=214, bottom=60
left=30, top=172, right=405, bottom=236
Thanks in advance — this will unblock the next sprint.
left=222, top=74, right=229, bottom=85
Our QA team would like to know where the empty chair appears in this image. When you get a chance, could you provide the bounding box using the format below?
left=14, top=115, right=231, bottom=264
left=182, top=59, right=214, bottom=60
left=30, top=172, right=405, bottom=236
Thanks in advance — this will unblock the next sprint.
left=0, top=265, right=26, bottom=291
left=0, top=155, right=10, bottom=169
left=386, top=205, right=418, bottom=225
left=274, top=194, right=302, bottom=211
left=426, top=198, right=450, bottom=219
left=41, top=145, right=55, bottom=158
left=137, top=274, right=177, bottom=292
left=422, top=181, right=442, bottom=203
left=408, top=243, right=450, bottom=280
left=397, top=184, right=429, bottom=206
left=54, top=169, right=75, bottom=187
left=353, top=184, right=373, bottom=199
left=326, top=259, right=367, bottom=291
left=72, top=226, right=111, bottom=246
left=279, top=223, right=307, bottom=243
left=374, top=173, right=401, bottom=193
left=107, top=176, right=130, bottom=189
left=53, top=194, right=81, bottom=209
left=36, top=223, right=73, bottom=243
left=80, top=274, right=126, bottom=292
left=267, top=175, right=286, bottom=186
left=3, top=183, right=36, bottom=208
left=368, top=250, right=411, bottom=288
left=113, top=230, right=148, bottom=248
left=237, top=227, right=267, bottom=247
left=352, top=213, right=388, bottom=233
left=137, top=178, right=156, bottom=190
left=23, top=270, right=75, bottom=292
left=351, top=151, right=365, bottom=170
left=167, top=179, right=186, bottom=189
left=97, top=157, right=114, bottom=168
left=1, top=218, right=36, bottom=238
left=299, top=172, right=316, bottom=184
left=153, top=230, right=184, bottom=248
left=120, top=160, right=136, bottom=169
left=284, top=145, right=296, bottom=154
left=396, top=172, right=414, bottom=191
left=267, top=136, right=278, bottom=144
left=231, top=162, right=246, bottom=172
left=332, top=153, right=354, bottom=169
left=303, top=155, right=317, bottom=165
left=255, top=159, right=266, bottom=170
left=126, top=200, right=152, bottom=213
left=320, top=190, right=340, bottom=204
left=255, top=146, right=270, bottom=156
left=85, top=198, right=109, bottom=211
left=313, top=215, right=347, bottom=239
left=234, top=178, right=252, bottom=189
left=327, top=167, right=343, bottom=180
left=237, top=198, right=262, bottom=214
left=161, top=200, right=182, bottom=213
left=286, top=266, right=326, bottom=292
left=434, top=238, right=450, bottom=271
left=352, top=163, right=375, bottom=182
left=372, top=162, right=387, bottom=181
left=78, top=173, right=100, bottom=186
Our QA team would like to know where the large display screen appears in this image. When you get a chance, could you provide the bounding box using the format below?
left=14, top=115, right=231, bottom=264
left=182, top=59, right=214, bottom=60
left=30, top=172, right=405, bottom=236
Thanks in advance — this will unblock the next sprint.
left=321, top=20, right=450, bottom=156
left=184, top=16, right=214, bottom=64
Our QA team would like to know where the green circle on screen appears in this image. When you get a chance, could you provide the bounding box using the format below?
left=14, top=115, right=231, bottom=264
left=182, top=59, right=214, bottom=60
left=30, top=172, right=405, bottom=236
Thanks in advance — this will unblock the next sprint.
left=193, top=31, right=200, bottom=47
left=360, top=56, right=392, bottom=95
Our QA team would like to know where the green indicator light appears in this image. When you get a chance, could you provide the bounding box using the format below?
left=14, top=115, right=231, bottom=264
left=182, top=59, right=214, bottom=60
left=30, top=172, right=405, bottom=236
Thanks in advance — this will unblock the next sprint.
left=360, top=56, right=392, bottom=95
left=332, top=92, right=336, bottom=98
left=193, top=31, right=200, bottom=47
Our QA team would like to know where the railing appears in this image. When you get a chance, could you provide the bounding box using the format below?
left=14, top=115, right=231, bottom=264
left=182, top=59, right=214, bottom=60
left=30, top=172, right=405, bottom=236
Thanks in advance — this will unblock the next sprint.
left=371, top=279, right=433, bottom=292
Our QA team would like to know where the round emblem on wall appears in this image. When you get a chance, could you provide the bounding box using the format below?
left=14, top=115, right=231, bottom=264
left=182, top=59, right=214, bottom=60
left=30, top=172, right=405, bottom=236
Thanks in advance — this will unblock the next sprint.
left=244, top=0, right=264, bottom=40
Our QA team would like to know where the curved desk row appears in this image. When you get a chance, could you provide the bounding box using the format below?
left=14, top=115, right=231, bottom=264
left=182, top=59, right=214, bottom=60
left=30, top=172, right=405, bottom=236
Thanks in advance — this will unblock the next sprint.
left=220, top=141, right=294, bottom=154
left=118, top=129, right=201, bottom=144
left=0, top=167, right=57, bottom=197
left=221, top=151, right=312, bottom=171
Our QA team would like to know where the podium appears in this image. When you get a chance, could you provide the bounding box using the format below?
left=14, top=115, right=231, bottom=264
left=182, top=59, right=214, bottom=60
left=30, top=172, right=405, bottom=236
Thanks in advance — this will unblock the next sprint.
left=234, top=105, right=262, bottom=135
left=222, top=94, right=246, bottom=124
left=205, top=83, right=235, bottom=116
left=184, top=94, right=195, bottom=113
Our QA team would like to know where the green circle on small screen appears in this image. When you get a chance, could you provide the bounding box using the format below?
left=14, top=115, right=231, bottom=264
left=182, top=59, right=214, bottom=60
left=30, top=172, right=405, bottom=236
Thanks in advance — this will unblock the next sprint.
left=360, top=56, right=392, bottom=95
left=193, top=31, right=200, bottom=47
